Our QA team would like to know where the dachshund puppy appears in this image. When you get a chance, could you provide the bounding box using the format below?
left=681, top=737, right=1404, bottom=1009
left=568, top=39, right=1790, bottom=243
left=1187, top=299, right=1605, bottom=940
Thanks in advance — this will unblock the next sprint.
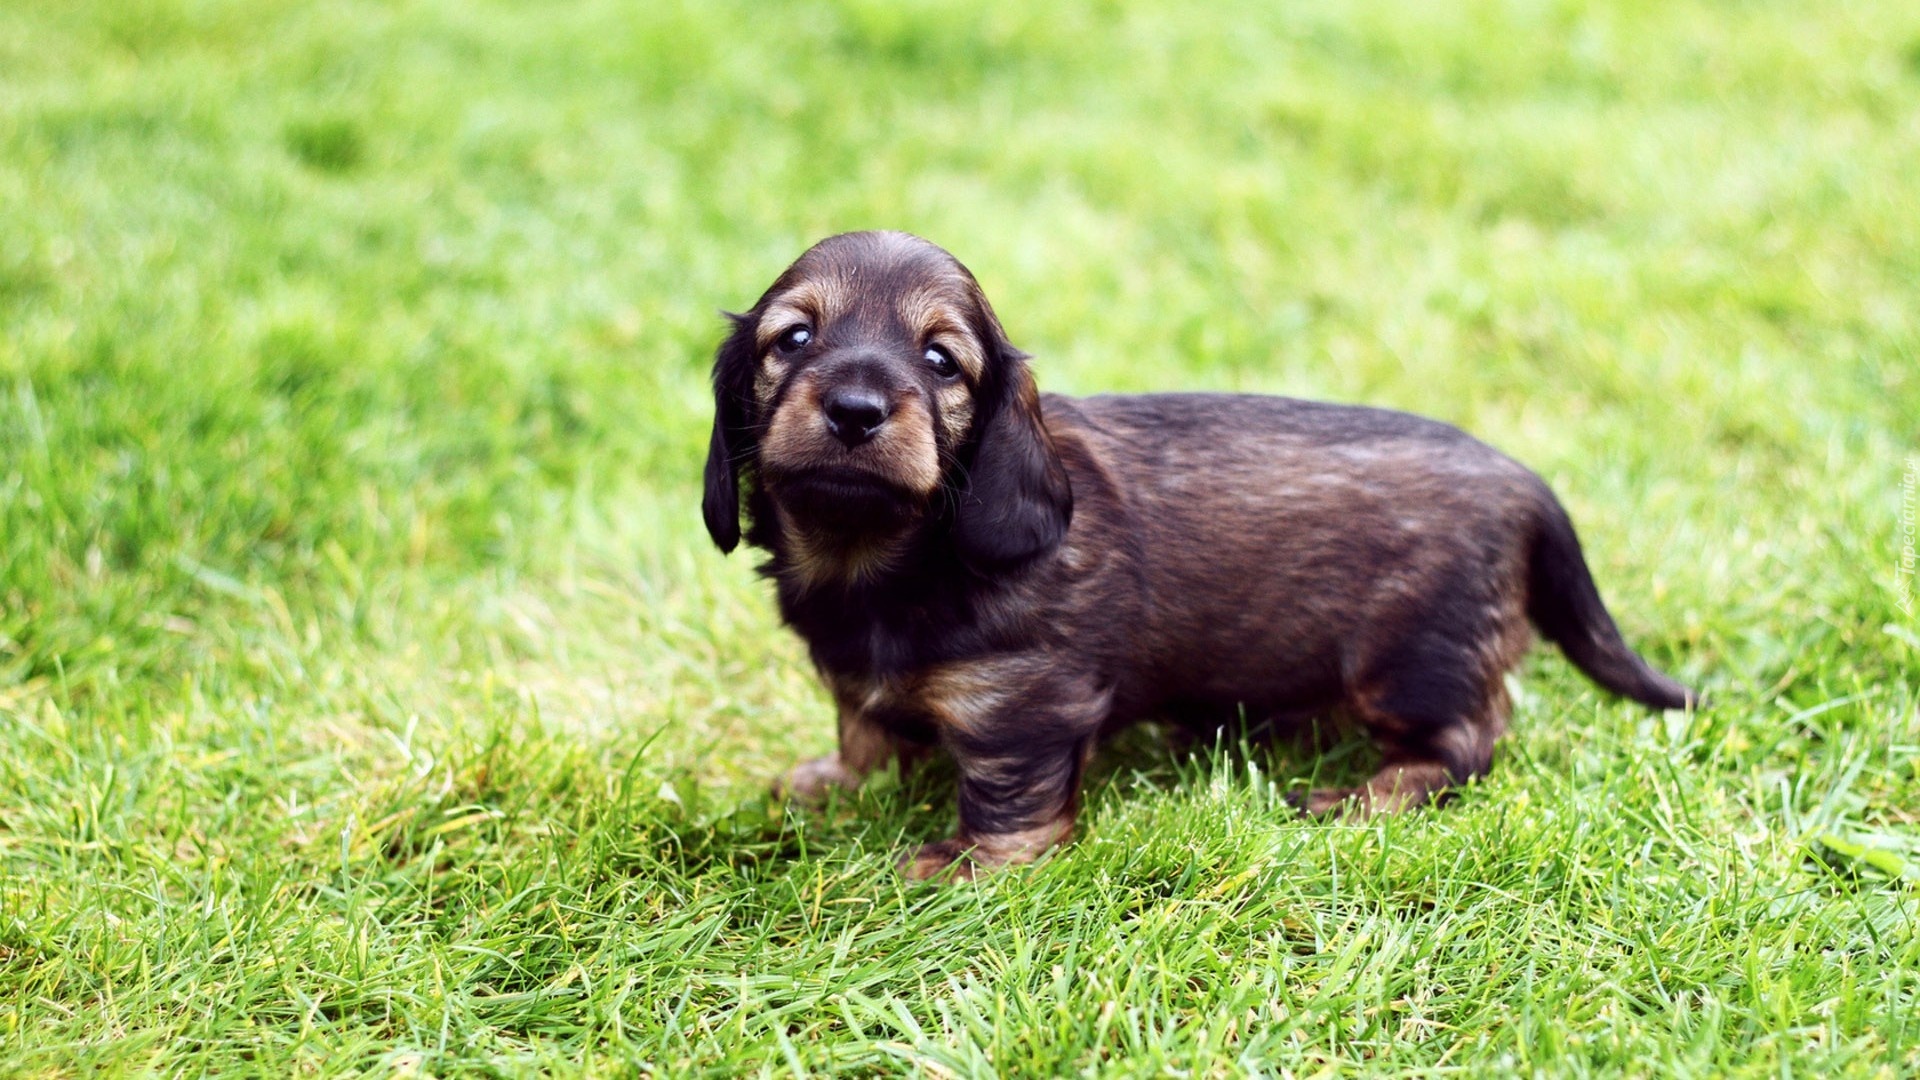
left=703, top=231, right=1694, bottom=881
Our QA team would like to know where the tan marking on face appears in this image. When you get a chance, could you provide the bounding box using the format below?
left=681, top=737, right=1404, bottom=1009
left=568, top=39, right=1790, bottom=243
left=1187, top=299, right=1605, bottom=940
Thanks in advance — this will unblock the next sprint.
left=756, top=279, right=851, bottom=350
left=758, top=376, right=823, bottom=470
left=881, top=395, right=942, bottom=492
left=934, top=381, right=974, bottom=446
left=760, top=373, right=941, bottom=497
left=754, top=354, right=790, bottom=408
left=893, top=284, right=987, bottom=383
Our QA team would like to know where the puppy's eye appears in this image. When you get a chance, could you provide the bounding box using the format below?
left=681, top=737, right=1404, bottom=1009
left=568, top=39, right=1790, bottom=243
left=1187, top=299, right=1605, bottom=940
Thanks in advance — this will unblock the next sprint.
left=924, top=344, right=960, bottom=379
left=775, top=326, right=813, bottom=354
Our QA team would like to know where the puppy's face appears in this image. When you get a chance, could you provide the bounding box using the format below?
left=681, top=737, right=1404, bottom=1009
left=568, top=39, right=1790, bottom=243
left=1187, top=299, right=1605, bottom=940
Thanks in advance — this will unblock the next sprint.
left=705, top=232, right=1072, bottom=578
left=749, top=235, right=990, bottom=526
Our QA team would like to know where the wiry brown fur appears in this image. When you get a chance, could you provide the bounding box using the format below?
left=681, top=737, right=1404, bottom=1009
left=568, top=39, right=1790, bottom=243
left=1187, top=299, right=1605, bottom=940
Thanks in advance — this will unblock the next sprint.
left=704, top=231, right=1696, bottom=881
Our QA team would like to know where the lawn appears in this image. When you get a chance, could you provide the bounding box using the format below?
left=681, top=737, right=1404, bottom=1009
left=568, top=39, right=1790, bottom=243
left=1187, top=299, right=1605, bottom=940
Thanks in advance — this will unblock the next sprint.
left=3, top=0, right=1918, bottom=1074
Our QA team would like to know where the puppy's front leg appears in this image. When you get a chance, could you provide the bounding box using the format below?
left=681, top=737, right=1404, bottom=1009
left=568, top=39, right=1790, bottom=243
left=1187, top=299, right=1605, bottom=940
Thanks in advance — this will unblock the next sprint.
left=774, top=705, right=921, bottom=803
left=901, top=728, right=1092, bottom=882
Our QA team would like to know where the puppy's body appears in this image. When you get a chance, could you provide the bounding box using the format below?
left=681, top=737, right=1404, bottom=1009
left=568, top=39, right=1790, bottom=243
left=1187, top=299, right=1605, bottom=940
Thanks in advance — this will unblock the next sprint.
left=1050, top=393, right=1530, bottom=728
left=704, top=231, right=1693, bottom=880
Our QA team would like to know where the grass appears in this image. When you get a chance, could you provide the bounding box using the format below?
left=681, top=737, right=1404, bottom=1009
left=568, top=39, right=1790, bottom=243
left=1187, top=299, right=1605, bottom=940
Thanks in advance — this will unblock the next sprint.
left=2, top=0, right=1918, bottom=1074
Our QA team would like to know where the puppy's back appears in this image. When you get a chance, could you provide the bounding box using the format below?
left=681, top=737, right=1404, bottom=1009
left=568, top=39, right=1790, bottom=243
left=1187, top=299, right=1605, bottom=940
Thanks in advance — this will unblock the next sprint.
left=1049, top=391, right=1547, bottom=545
left=1043, top=392, right=1551, bottom=707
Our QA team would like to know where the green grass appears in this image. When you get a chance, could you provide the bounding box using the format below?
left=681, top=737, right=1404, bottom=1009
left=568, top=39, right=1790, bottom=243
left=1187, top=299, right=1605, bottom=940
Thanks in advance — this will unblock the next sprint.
left=3, top=0, right=1918, bottom=1074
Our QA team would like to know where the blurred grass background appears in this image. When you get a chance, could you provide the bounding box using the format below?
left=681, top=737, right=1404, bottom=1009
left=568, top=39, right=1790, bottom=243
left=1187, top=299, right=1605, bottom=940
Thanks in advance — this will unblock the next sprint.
left=2, top=0, right=1918, bottom=1074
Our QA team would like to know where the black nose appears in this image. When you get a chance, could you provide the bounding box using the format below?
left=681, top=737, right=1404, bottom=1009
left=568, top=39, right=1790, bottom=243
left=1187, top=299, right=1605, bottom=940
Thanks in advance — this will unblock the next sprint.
left=822, top=387, right=890, bottom=448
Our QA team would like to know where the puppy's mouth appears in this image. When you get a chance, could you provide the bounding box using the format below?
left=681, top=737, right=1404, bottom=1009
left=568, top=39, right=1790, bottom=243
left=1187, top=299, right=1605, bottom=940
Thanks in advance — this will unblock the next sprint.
left=762, top=464, right=928, bottom=532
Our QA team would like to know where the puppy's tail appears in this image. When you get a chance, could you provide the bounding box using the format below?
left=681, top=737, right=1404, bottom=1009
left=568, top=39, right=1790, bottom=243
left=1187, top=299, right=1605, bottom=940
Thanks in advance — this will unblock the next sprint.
left=1526, top=496, right=1697, bottom=711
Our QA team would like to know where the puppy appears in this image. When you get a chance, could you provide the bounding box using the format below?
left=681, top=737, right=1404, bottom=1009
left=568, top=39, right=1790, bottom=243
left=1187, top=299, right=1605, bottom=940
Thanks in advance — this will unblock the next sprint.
left=703, top=231, right=1694, bottom=881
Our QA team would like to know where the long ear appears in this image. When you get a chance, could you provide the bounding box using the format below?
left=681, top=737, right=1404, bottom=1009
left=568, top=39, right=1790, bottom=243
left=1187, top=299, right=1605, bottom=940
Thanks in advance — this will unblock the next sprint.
left=702, top=313, right=758, bottom=553
left=953, top=344, right=1073, bottom=572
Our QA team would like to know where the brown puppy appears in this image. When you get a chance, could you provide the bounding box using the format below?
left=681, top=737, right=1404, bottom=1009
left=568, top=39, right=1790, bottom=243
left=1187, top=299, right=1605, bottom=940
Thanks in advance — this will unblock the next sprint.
left=703, top=231, right=1694, bottom=881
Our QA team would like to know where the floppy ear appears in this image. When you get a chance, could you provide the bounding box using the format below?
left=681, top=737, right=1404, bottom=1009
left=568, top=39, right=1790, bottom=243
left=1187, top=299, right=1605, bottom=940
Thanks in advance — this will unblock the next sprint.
left=953, top=343, right=1073, bottom=572
left=702, top=313, right=759, bottom=553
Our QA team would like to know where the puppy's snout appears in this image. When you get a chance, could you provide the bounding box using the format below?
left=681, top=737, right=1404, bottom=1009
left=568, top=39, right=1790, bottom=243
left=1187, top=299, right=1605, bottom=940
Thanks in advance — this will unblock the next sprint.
left=823, top=386, right=891, bottom=448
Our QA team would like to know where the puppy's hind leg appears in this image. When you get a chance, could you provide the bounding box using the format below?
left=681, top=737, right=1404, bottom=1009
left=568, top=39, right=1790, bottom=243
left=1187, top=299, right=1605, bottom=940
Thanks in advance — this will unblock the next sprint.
left=1303, top=632, right=1514, bottom=817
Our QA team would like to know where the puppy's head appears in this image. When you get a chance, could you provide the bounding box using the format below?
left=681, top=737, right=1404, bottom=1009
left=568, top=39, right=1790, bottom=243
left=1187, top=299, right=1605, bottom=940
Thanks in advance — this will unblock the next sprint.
left=704, top=231, right=1071, bottom=578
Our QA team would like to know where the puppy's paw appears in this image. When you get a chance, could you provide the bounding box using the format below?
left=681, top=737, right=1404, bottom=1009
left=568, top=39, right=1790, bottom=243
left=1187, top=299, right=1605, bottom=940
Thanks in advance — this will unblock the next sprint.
left=898, top=839, right=977, bottom=883
left=1299, top=786, right=1374, bottom=819
left=771, top=754, right=857, bottom=804
left=1299, top=779, right=1445, bottom=818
